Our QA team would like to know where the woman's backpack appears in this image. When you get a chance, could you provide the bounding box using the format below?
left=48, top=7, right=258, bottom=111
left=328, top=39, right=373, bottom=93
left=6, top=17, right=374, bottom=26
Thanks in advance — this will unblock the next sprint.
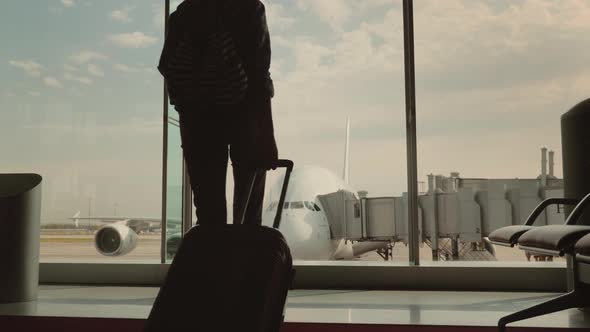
left=158, top=0, right=248, bottom=107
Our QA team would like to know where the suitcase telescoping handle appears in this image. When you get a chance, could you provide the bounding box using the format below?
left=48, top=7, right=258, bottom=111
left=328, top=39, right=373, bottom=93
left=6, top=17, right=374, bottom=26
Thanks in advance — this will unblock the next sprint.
left=272, top=159, right=294, bottom=229
left=240, top=159, right=294, bottom=229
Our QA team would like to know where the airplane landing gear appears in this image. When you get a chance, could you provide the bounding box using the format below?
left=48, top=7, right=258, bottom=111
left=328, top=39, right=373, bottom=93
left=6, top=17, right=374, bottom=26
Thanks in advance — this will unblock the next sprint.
left=377, top=243, right=393, bottom=261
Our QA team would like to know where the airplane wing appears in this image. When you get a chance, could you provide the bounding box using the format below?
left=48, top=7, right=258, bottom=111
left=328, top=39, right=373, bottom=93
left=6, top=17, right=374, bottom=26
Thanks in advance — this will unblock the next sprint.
left=69, top=216, right=161, bottom=223
left=69, top=211, right=182, bottom=231
left=69, top=211, right=164, bottom=231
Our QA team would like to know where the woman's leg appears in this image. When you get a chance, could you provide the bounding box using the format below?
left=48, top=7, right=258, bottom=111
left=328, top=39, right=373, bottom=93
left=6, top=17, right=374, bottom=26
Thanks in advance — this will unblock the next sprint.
left=229, top=115, right=266, bottom=225
left=232, top=166, right=266, bottom=225
left=178, top=110, right=229, bottom=225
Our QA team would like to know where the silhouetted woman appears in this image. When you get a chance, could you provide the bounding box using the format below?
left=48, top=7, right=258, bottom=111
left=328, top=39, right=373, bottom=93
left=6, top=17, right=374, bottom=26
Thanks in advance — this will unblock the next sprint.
left=159, top=0, right=277, bottom=226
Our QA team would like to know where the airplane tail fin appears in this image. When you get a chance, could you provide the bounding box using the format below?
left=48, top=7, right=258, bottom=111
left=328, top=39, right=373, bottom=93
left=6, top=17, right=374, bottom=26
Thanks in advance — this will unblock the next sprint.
left=343, top=117, right=350, bottom=185
left=72, top=211, right=81, bottom=228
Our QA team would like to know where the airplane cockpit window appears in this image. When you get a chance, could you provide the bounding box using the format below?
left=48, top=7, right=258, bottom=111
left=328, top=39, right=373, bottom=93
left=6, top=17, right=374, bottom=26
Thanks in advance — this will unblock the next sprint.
left=304, top=201, right=315, bottom=211
left=291, top=201, right=304, bottom=209
left=313, top=203, right=322, bottom=212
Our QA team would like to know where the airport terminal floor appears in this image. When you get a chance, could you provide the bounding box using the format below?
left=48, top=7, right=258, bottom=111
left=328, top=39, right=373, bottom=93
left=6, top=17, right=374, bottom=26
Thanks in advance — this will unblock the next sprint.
left=1, top=286, right=590, bottom=331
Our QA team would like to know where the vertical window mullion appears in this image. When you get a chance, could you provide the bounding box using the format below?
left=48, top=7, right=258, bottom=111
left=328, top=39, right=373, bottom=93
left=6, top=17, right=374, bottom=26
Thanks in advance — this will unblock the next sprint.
left=403, top=0, right=420, bottom=266
left=160, top=0, right=171, bottom=264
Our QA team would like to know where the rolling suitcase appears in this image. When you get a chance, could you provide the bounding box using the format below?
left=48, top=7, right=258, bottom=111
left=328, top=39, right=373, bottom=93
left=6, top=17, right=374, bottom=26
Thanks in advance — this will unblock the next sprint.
left=145, top=159, right=294, bottom=332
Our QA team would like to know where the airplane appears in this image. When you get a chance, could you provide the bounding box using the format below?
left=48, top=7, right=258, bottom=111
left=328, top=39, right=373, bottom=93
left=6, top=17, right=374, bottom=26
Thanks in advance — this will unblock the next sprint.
left=71, top=117, right=388, bottom=260
left=259, top=165, right=389, bottom=260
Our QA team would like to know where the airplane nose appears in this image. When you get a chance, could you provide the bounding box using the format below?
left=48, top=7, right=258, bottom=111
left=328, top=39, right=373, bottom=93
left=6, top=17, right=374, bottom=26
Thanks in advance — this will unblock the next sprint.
left=279, top=213, right=313, bottom=245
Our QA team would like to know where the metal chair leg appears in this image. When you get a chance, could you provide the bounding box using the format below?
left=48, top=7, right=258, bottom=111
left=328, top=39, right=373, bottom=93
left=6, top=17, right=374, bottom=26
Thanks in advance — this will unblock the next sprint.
left=498, top=290, right=584, bottom=331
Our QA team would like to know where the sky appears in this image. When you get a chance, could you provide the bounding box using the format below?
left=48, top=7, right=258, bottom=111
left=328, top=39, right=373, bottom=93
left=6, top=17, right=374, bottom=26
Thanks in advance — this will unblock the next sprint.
left=1, top=0, right=590, bottom=223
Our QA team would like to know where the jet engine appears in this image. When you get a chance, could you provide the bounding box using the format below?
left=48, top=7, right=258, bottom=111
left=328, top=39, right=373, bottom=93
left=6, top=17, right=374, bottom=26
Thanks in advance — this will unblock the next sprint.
left=94, top=224, right=138, bottom=256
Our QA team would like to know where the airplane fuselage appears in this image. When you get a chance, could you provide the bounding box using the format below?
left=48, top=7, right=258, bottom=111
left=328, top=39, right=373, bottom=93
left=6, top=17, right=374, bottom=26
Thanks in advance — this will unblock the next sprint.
left=262, top=166, right=358, bottom=260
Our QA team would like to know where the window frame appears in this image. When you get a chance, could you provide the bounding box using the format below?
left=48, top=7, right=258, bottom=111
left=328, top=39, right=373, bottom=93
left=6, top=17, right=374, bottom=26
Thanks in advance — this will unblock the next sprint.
left=39, top=262, right=567, bottom=292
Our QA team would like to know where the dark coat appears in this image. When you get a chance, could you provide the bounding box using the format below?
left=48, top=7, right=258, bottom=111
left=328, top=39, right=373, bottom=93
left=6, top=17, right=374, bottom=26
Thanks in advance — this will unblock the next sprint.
left=159, top=0, right=274, bottom=103
left=158, top=0, right=278, bottom=169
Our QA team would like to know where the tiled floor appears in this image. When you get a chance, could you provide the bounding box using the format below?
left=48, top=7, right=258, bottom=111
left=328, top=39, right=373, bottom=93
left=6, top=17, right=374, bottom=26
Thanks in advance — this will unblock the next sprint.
left=1, top=286, right=590, bottom=329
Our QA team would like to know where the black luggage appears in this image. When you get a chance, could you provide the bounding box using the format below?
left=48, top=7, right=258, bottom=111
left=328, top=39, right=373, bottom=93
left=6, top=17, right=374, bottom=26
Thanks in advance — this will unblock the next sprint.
left=145, top=160, right=294, bottom=332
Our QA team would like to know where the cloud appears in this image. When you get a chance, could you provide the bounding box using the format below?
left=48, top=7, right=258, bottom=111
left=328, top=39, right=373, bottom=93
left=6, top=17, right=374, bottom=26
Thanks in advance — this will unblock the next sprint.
left=406, top=0, right=590, bottom=183
left=8, top=0, right=590, bottom=200
left=113, top=63, right=138, bottom=73
left=110, top=9, right=132, bottom=22
left=272, top=9, right=402, bottom=83
left=259, top=4, right=409, bottom=195
left=9, top=60, right=43, bottom=77
left=413, top=0, right=590, bottom=91
left=294, top=0, right=395, bottom=31
left=268, top=0, right=590, bottom=190
left=109, top=32, right=157, bottom=48
left=69, top=51, right=107, bottom=64
left=270, top=59, right=285, bottom=78
left=272, top=35, right=294, bottom=48
left=262, top=1, right=295, bottom=29
left=61, top=0, right=75, bottom=7
left=296, top=0, right=352, bottom=30
left=65, top=73, right=93, bottom=85
left=44, top=77, right=63, bottom=89
left=64, top=64, right=77, bottom=72
left=292, top=39, right=333, bottom=71
left=113, top=63, right=156, bottom=76
left=87, top=64, right=104, bottom=77
left=152, top=4, right=165, bottom=28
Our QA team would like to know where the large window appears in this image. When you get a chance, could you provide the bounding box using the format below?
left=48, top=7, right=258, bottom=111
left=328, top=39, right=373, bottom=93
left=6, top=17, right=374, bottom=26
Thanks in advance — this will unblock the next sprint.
left=414, top=0, right=590, bottom=263
left=1, top=1, right=165, bottom=263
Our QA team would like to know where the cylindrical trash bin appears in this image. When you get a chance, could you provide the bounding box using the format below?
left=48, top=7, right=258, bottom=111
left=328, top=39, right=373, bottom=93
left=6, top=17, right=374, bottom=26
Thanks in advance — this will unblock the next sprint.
left=561, top=98, right=590, bottom=224
left=0, top=174, right=42, bottom=303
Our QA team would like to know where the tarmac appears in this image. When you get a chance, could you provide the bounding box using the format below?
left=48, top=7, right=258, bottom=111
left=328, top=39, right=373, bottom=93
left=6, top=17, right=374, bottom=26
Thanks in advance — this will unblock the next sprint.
left=39, top=232, right=564, bottom=264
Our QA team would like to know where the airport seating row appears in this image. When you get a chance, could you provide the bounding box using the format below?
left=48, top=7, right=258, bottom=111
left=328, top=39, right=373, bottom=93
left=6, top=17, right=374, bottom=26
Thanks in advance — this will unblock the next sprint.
left=488, top=193, right=590, bottom=331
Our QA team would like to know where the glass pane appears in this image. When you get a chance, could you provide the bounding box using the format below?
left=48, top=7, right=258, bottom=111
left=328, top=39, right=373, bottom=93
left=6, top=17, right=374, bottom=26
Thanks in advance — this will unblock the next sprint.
left=413, top=0, right=588, bottom=264
left=261, top=0, right=408, bottom=263
left=165, top=113, right=184, bottom=261
left=1, top=1, right=164, bottom=263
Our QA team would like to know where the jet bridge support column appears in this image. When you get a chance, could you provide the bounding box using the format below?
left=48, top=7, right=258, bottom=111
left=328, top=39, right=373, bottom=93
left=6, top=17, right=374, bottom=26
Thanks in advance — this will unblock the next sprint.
left=427, top=174, right=439, bottom=261
left=419, top=186, right=439, bottom=261
left=451, top=237, right=459, bottom=260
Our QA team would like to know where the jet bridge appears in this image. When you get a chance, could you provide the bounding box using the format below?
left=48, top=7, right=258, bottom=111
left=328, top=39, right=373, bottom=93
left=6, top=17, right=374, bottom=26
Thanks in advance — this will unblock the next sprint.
left=318, top=192, right=416, bottom=243
left=317, top=176, right=566, bottom=261
left=319, top=190, right=480, bottom=243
